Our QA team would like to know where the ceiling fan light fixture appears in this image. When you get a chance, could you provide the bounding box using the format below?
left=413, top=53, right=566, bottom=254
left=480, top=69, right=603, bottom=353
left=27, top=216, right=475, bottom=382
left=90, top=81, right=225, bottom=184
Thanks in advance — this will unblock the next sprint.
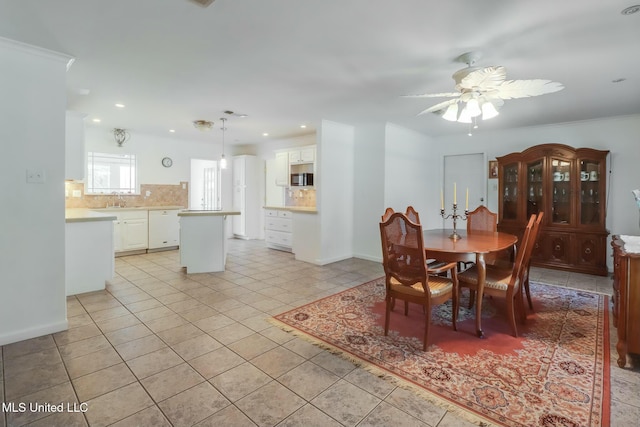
left=457, top=107, right=472, bottom=123
left=442, top=103, right=459, bottom=121
left=481, top=101, right=500, bottom=120
left=193, top=120, right=213, bottom=131
left=466, top=98, right=482, bottom=117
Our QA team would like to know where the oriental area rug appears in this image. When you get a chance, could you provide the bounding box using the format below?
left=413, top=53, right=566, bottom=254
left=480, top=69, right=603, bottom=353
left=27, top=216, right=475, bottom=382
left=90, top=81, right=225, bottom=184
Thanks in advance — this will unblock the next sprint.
left=271, top=278, right=610, bottom=427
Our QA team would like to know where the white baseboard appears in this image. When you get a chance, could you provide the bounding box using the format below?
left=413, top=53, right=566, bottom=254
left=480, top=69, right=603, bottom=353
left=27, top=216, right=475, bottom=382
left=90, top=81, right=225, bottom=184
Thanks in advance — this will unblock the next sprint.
left=0, top=319, right=68, bottom=347
left=352, top=253, right=382, bottom=263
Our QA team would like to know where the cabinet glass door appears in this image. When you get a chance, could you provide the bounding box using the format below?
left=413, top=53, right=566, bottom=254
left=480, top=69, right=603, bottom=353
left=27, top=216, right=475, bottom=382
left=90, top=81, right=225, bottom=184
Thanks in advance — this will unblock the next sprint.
left=579, top=159, right=601, bottom=225
left=551, top=158, right=571, bottom=224
left=526, top=160, right=543, bottom=218
left=501, top=163, right=519, bottom=220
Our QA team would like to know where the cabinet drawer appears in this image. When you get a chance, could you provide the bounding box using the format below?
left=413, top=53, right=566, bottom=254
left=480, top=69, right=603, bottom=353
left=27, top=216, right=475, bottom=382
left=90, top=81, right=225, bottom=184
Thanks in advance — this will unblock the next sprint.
left=266, top=217, right=292, bottom=232
left=265, top=209, right=279, bottom=217
left=266, top=230, right=292, bottom=247
left=277, top=210, right=292, bottom=219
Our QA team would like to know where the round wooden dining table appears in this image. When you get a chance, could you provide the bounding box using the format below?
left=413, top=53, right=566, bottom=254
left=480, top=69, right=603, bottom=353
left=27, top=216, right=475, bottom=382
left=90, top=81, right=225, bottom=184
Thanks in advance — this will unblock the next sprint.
left=422, top=229, right=518, bottom=338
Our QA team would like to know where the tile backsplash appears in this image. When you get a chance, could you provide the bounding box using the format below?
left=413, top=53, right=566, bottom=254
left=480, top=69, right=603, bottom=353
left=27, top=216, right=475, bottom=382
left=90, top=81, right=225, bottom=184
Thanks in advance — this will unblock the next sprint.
left=285, top=188, right=316, bottom=207
left=65, top=182, right=189, bottom=208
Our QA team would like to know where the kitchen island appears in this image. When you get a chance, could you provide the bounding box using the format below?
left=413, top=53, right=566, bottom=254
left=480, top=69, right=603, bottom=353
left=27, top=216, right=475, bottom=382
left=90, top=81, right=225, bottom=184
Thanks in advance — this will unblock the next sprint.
left=178, top=210, right=241, bottom=273
left=65, top=209, right=116, bottom=295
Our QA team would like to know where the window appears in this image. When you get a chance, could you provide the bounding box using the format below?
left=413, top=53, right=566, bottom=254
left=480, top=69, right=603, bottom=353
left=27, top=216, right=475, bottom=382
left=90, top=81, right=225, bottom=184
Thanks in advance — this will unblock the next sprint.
left=86, top=152, right=138, bottom=194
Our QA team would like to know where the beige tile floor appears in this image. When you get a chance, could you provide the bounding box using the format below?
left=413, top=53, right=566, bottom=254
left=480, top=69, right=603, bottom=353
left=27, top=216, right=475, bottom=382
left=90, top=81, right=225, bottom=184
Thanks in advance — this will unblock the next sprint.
left=1, top=239, right=639, bottom=427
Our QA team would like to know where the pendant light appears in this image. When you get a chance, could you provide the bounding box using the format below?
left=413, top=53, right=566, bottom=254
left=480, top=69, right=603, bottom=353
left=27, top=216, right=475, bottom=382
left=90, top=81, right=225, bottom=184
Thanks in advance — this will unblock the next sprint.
left=219, top=117, right=227, bottom=169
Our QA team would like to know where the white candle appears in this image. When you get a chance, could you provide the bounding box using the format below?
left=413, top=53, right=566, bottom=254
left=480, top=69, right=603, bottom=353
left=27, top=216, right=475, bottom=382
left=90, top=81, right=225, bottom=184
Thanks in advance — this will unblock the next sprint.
left=466, top=188, right=469, bottom=210
left=453, top=183, right=457, bottom=205
left=441, top=189, right=444, bottom=210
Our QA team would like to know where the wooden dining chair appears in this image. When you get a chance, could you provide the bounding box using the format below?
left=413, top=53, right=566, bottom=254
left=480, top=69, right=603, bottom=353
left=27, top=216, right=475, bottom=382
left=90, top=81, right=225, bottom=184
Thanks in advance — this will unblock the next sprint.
left=379, top=212, right=458, bottom=351
left=382, top=207, right=457, bottom=276
left=457, top=213, right=539, bottom=337
left=521, top=212, right=544, bottom=312
left=460, top=205, right=500, bottom=273
left=466, top=205, right=498, bottom=233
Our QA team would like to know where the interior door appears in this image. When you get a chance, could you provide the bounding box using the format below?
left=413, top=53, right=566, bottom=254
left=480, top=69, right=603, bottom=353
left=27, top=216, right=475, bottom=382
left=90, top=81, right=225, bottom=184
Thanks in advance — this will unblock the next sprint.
left=443, top=153, right=485, bottom=216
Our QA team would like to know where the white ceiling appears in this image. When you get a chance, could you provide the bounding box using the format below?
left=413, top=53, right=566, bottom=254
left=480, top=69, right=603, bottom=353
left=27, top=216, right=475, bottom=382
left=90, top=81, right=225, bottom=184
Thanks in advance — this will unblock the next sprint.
left=2, top=0, right=639, bottom=145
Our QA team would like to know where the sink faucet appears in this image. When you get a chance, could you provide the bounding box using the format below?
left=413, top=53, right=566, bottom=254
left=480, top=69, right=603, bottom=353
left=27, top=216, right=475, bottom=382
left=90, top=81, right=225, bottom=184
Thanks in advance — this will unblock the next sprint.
left=106, top=191, right=125, bottom=208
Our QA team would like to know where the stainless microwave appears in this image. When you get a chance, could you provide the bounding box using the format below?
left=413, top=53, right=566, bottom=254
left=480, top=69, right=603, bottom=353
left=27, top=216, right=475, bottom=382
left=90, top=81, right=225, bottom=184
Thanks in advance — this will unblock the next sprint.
left=291, top=173, right=313, bottom=186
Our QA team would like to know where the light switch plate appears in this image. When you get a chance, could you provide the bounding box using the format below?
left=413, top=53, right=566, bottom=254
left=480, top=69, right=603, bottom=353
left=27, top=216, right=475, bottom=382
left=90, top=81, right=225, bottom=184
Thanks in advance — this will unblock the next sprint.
left=72, top=190, right=82, bottom=198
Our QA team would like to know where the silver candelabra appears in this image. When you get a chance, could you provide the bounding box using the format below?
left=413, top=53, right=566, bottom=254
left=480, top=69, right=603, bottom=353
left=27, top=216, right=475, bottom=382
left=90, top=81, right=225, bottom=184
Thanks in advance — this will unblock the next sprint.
left=440, top=204, right=468, bottom=241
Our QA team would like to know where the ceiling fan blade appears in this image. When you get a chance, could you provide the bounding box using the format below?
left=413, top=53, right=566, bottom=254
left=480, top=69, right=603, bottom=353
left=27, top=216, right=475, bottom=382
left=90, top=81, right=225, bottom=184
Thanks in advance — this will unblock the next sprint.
left=417, top=99, right=459, bottom=115
left=403, top=92, right=460, bottom=98
left=457, top=66, right=507, bottom=90
left=495, top=79, right=564, bottom=100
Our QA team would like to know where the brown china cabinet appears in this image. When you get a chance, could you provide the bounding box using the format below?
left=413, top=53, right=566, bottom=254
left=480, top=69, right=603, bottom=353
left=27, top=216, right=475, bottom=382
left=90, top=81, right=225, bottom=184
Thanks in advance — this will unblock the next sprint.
left=611, top=235, right=640, bottom=368
left=496, top=143, right=609, bottom=276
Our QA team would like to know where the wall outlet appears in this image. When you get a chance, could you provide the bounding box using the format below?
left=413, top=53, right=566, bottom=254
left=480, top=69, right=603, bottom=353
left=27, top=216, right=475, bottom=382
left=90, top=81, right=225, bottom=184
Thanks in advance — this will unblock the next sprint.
left=72, top=190, right=82, bottom=198
left=26, top=169, right=45, bottom=184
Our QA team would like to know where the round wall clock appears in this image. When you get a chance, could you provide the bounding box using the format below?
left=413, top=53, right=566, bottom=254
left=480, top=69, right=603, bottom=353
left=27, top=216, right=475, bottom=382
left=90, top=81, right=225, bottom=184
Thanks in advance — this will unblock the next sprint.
left=161, top=157, right=173, bottom=168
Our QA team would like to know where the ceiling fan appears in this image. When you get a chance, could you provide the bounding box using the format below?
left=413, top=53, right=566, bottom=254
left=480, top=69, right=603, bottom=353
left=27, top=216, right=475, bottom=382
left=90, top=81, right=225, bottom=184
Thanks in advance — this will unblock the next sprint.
left=187, top=0, right=215, bottom=7
left=407, top=52, right=564, bottom=123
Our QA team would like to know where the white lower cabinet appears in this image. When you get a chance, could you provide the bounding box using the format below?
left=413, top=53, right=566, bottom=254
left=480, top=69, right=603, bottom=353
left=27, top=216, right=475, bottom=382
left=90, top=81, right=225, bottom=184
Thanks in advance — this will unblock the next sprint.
left=113, top=210, right=149, bottom=253
left=265, top=209, right=292, bottom=251
left=148, top=209, right=180, bottom=249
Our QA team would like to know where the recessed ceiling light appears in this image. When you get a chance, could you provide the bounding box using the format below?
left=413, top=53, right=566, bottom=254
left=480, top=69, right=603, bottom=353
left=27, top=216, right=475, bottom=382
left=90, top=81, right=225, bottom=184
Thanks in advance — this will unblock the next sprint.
left=169, top=129, right=175, bottom=133
left=621, top=5, right=640, bottom=15
left=300, top=124, right=307, bottom=129
left=262, top=133, right=269, bottom=137
left=92, top=118, right=101, bottom=123
left=115, top=103, right=125, bottom=108
left=612, top=78, right=627, bottom=83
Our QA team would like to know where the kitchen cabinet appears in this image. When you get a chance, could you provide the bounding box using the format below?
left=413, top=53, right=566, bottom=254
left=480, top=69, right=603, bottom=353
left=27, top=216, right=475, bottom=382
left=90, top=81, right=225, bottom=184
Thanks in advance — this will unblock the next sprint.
left=148, top=209, right=180, bottom=249
left=289, top=146, right=315, bottom=163
left=275, top=151, right=289, bottom=186
left=611, top=235, right=640, bottom=368
left=65, top=210, right=115, bottom=296
left=179, top=211, right=240, bottom=273
left=65, top=111, right=86, bottom=180
left=265, top=209, right=292, bottom=251
left=275, top=145, right=317, bottom=187
left=113, top=210, right=149, bottom=253
left=233, top=155, right=260, bottom=239
left=497, top=143, right=609, bottom=275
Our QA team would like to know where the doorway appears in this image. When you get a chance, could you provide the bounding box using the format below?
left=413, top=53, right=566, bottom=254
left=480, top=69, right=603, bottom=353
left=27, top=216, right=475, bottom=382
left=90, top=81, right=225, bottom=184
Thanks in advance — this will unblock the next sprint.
left=189, top=159, right=221, bottom=210
left=443, top=153, right=486, bottom=214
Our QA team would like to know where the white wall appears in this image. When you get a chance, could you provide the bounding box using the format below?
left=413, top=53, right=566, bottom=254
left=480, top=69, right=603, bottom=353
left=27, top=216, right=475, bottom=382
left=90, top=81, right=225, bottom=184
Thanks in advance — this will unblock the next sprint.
left=84, top=126, right=234, bottom=212
left=0, top=38, right=71, bottom=345
left=353, top=123, right=386, bottom=261
left=317, top=120, right=355, bottom=264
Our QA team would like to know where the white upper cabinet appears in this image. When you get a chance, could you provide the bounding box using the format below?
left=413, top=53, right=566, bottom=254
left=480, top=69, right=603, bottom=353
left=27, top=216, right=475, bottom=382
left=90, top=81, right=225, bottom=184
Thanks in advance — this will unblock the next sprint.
left=289, top=146, right=315, bottom=164
left=65, top=111, right=86, bottom=180
left=275, top=151, right=289, bottom=187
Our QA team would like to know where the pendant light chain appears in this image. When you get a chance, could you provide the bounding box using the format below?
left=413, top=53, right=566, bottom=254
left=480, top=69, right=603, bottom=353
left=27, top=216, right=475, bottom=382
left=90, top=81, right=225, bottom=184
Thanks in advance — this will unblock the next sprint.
left=220, top=117, right=227, bottom=169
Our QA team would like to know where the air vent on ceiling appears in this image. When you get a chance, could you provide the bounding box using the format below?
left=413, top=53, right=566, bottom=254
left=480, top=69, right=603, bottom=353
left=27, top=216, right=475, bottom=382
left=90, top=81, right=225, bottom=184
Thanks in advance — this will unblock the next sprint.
left=188, top=0, right=215, bottom=8
left=621, top=5, right=640, bottom=15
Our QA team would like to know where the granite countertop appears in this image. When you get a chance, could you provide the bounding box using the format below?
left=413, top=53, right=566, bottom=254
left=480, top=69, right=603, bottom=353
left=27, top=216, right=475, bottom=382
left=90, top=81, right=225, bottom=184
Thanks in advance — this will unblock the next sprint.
left=264, top=206, right=318, bottom=213
left=65, top=209, right=117, bottom=223
left=93, top=205, right=185, bottom=211
left=178, top=210, right=241, bottom=217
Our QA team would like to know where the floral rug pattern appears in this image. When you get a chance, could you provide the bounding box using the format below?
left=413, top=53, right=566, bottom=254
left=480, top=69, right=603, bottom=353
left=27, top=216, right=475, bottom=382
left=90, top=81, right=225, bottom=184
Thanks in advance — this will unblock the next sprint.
left=272, top=278, right=610, bottom=427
